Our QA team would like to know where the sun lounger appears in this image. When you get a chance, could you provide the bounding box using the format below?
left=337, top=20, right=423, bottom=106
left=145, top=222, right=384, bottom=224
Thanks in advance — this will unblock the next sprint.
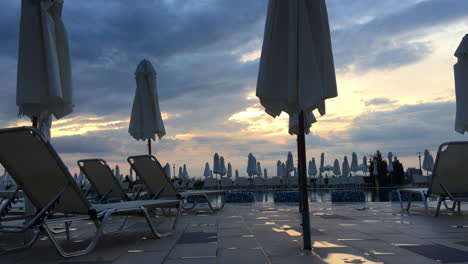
left=77, top=159, right=132, bottom=202
left=0, top=127, right=182, bottom=257
left=127, top=155, right=226, bottom=211
left=397, top=141, right=468, bottom=216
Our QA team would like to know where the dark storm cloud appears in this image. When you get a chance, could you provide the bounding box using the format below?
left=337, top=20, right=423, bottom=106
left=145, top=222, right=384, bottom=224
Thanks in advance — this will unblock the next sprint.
left=364, top=97, right=397, bottom=106
left=347, top=101, right=465, bottom=156
left=331, top=0, right=468, bottom=72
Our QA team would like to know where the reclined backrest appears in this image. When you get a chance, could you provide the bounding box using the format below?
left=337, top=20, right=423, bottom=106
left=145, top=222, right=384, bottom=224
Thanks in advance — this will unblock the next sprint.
left=430, top=141, right=468, bottom=195
left=0, top=127, right=91, bottom=214
left=128, top=155, right=179, bottom=198
left=77, top=159, right=127, bottom=201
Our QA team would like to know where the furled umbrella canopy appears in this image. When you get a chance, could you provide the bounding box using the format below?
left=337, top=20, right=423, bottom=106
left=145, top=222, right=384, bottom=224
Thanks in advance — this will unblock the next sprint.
left=182, top=164, right=189, bottom=179
left=178, top=167, right=183, bottom=179
left=220, top=156, right=227, bottom=177
left=264, top=168, right=268, bottom=179
left=247, top=153, right=257, bottom=177
left=422, top=150, right=434, bottom=175
left=213, top=153, right=220, bottom=176
left=351, top=152, right=359, bottom=174
left=203, top=162, right=211, bottom=178
left=309, top=158, right=317, bottom=177
left=387, top=152, right=394, bottom=173
left=454, top=34, right=468, bottom=134
left=294, top=168, right=298, bottom=177
left=129, top=59, right=166, bottom=154
left=282, top=163, right=287, bottom=178
left=320, top=153, right=325, bottom=174
left=286, top=152, right=295, bottom=175
left=277, top=160, right=283, bottom=177
left=235, top=169, right=239, bottom=179
left=227, top=163, right=233, bottom=178
left=164, top=163, right=171, bottom=178
left=342, top=156, right=350, bottom=177
left=17, top=0, right=73, bottom=131
left=256, top=0, right=337, bottom=133
left=257, top=162, right=263, bottom=177
left=333, top=159, right=341, bottom=176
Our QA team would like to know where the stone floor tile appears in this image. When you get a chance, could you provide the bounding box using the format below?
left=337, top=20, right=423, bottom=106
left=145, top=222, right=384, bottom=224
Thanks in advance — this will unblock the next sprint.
left=217, top=248, right=268, bottom=264
left=113, top=251, right=167, bottom=264
left=168, top=243, right=217, bottom=259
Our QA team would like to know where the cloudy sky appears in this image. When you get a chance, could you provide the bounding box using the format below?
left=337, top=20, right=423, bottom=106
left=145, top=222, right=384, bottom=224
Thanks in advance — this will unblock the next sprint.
left=1, top=0, right=468, bottom=178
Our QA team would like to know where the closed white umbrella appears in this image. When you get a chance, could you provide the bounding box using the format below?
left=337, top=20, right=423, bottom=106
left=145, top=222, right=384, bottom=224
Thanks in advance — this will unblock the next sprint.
left=203, top=162, right=211, bottom=178
left=422, top=150, right=434, bottom=176
left=178, top=167, right=183, bottom=179
left=247, top=153, right=257, bottom=177
left=282, top=163, right=286, bottom=179
left=319, top=153, right=325, bottom=176
left=129, top=59, right=166, bottom=155
left=333, top=159, right=341, bottom=176
left=342, top=156, right=350, bottom=177
left=264, top=168, right=268, bottom=179
left=17, top=0, right=73, bottom=135
left=256, top=1, right=337, bottom=248
left=213, top=153, right=220, bottom=177
left=294, top=167, right=298, bottom=177
left=220, top=156, right=227, bottom=177
left=257, top=162, right=263, bottom=177
left=309, top=158, right=317, bottom=177
left=351, top=152, right=359, bottom=175
left=286, top=152, right=294, bottom=176
left=276, top=160, right=283, bottom=177
left=182, top=164, right=188, bottom=179
left=387, top=152, right=394, bottom=173
left=164, top=163, right=171, bottom=178
left=454, top=34, right=468, bottom=134
left=227, top=162, right=233, bottom=178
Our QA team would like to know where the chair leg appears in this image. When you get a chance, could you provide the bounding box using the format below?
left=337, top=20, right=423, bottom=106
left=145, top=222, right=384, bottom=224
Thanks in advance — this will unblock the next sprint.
left=396, top=190, right=404, bottom=211
left=421, top=191, right=429, bottom=216
left=406, top=193, right=413, bottom=212
left=42, top=210, right=114, bottom=258
left=435, top=198, right=443, bottom=217
left=457, top=201, right=461, bottom=215
left=140, top=207, right=173, bottom=238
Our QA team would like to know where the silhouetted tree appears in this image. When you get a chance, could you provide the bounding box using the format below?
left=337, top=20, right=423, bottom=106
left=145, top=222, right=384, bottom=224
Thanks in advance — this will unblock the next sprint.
left=368, top=150, right=388, bottom=187
left=391, top=157, right=405, bottom=186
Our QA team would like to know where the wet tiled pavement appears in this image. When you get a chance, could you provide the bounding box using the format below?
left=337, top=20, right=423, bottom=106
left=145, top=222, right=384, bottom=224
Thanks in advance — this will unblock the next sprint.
left=1, top=200, right=468, bottom=263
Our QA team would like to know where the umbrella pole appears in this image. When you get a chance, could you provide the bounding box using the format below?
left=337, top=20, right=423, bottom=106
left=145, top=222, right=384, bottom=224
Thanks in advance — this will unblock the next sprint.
left=297, top=111, right=311, bottom=250
left=148, top=139, right=152, bottom=155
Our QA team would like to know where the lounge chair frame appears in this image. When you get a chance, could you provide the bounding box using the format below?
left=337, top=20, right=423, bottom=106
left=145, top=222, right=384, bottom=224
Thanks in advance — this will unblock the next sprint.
left=397, top=141, right=468, bottom=216
left=128, top=155, right=226, bottom=211
left=0, top=127, right=182, bottom=258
